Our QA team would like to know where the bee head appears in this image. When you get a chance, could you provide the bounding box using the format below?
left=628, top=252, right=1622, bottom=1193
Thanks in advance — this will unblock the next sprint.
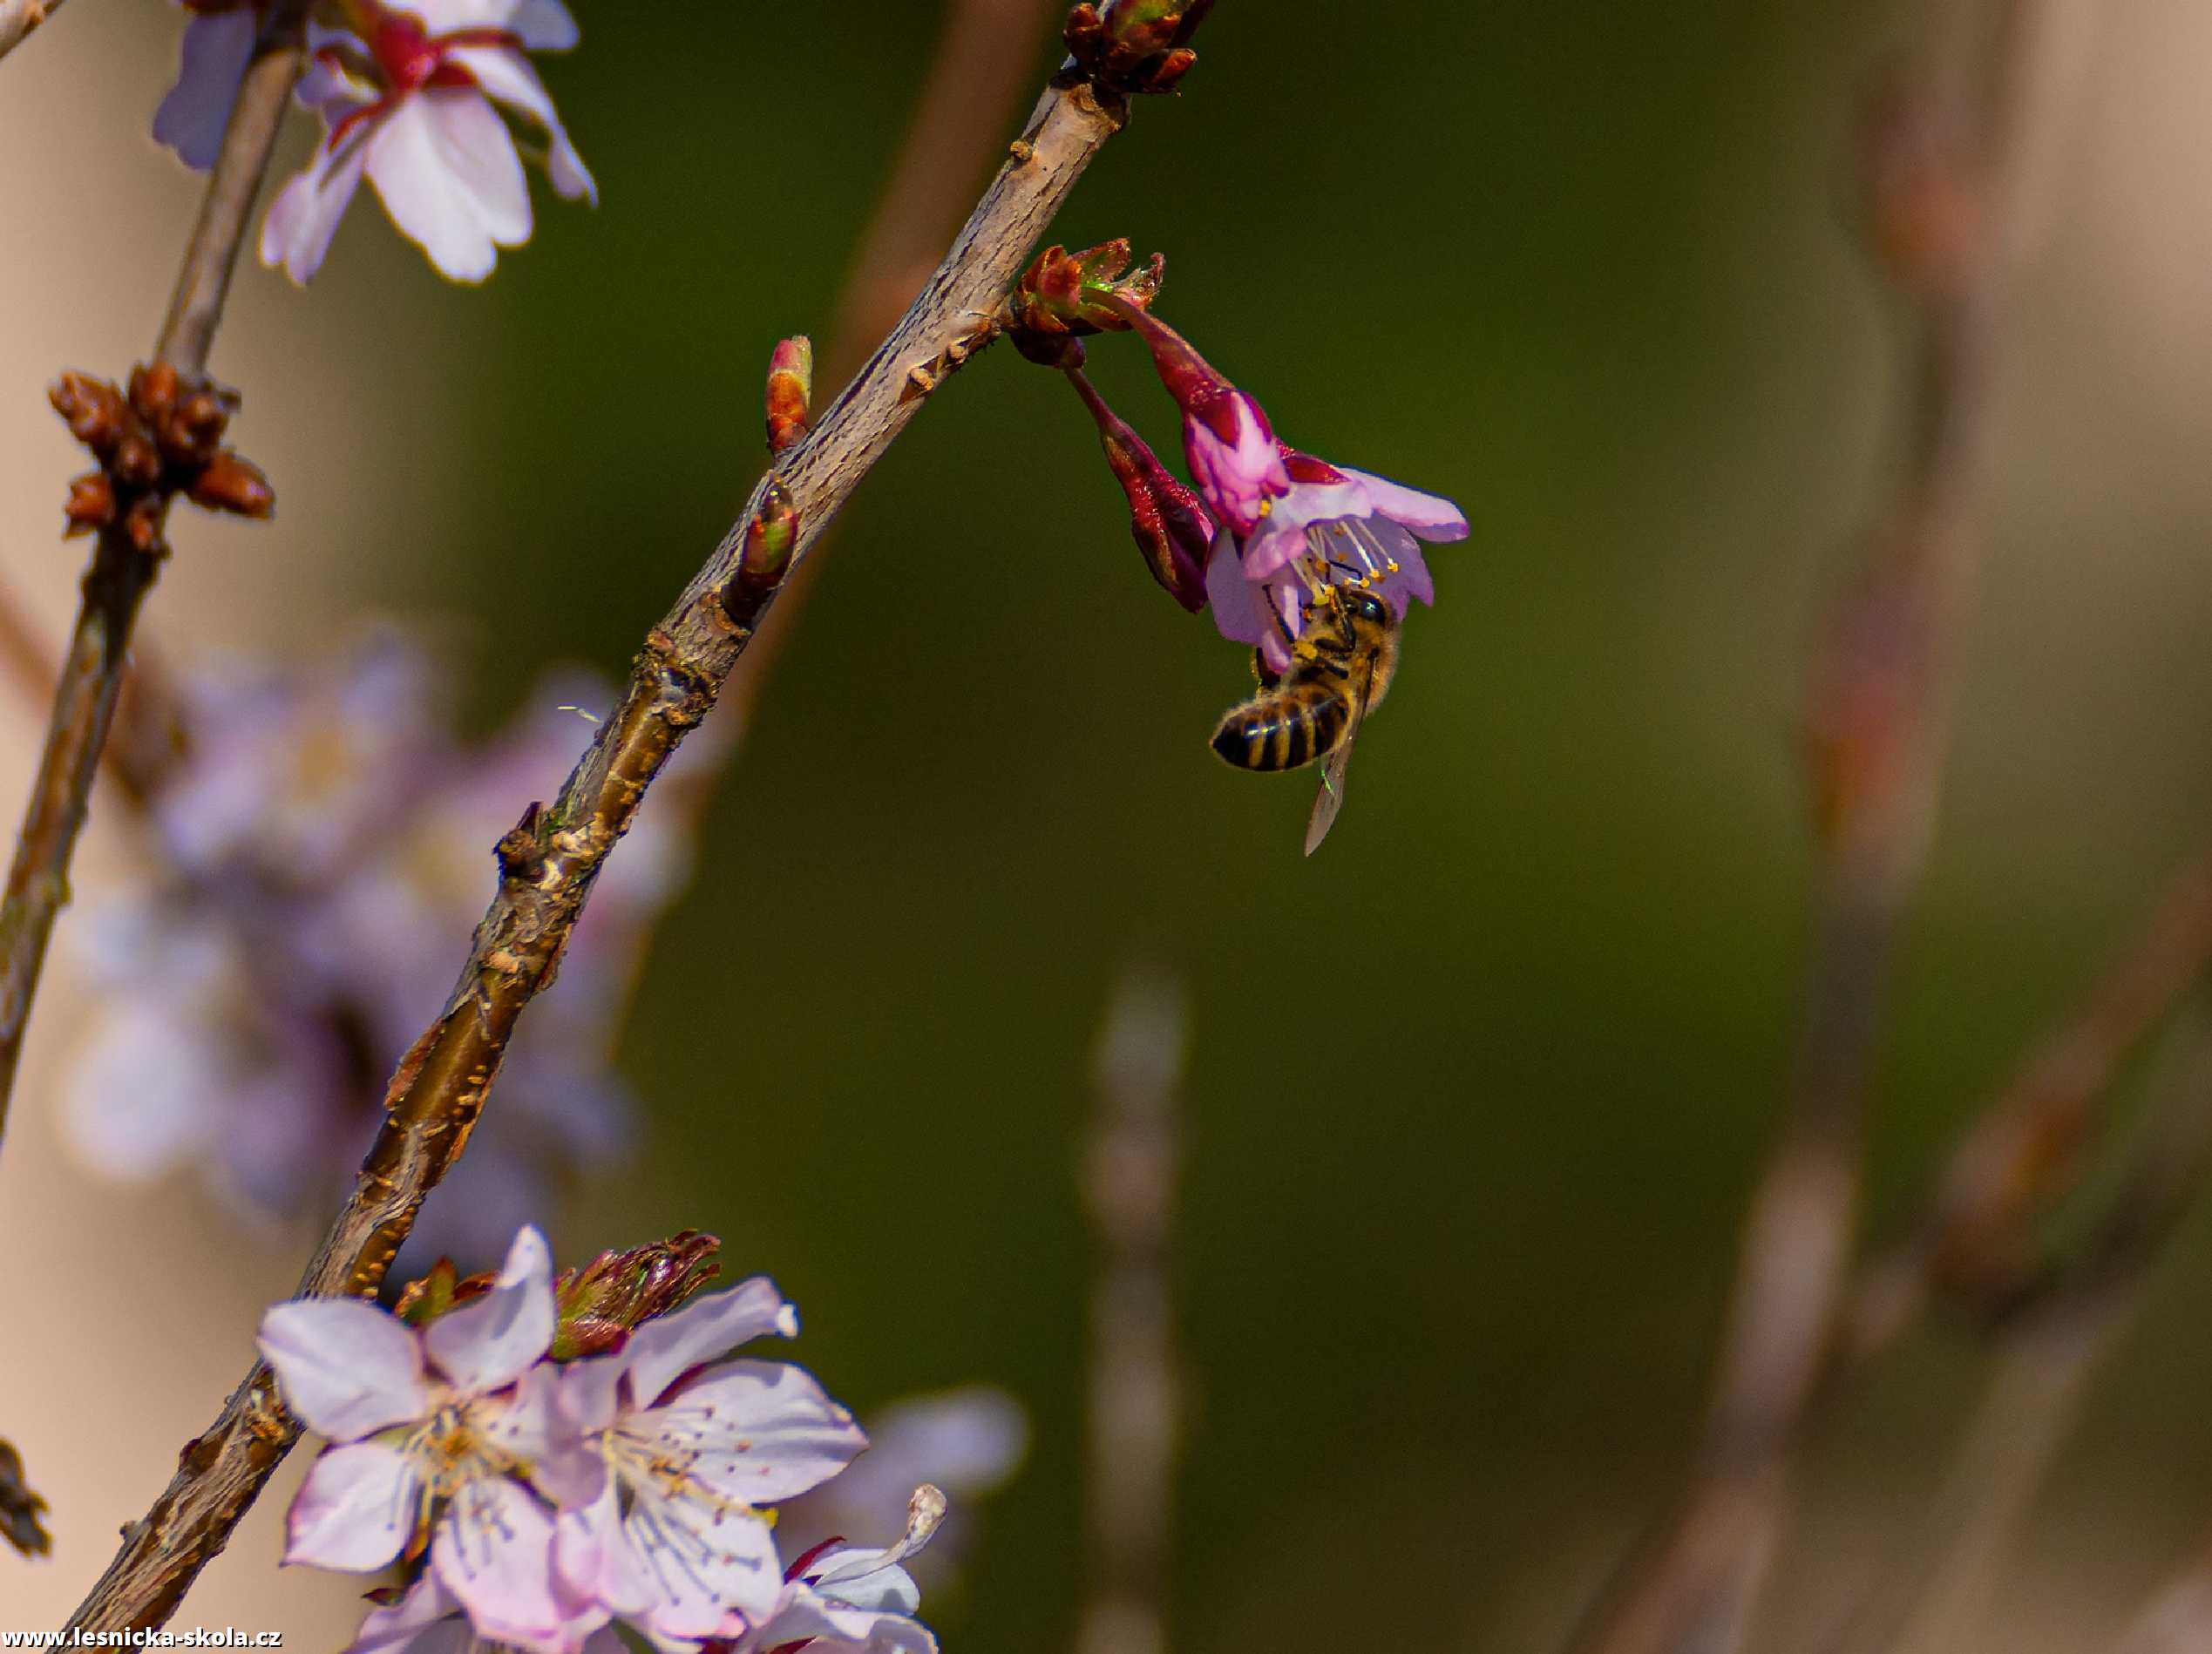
left=1343, top=590, right=1390, bottom=627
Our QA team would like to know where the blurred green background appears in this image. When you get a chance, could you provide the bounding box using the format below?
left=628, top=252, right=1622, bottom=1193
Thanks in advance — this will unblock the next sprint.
left=12, top=0, right=2212, bottom=1649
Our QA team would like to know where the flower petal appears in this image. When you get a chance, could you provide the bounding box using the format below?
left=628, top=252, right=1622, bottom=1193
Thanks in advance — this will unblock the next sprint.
left=553, top=1485, right=660, bottom=1620
left=647, top=1359, right=866, bottom=1504
left=425, top=1224, right=556, bottom=1395
left=480, top=1364, right=603, bottom=1508
left=363, top=89, right=531, bottom=283
left=154, top=9, right=259, bottom=172
left=258, top=1300, right=431, bottom=1440
left=259, top=125, right=374, bottom=285
left=1204, top=526, right=1269, bottom=650
left=1336, top=467, right=1469, bottom=540
left=808, top=1548, right=924, bottom=1616
left=284, top=1442, right=422, bottom=1572
left=627, top=1494, right=781, bottom=1636
left=430, top=1477, right=580, bottom=1651
left=620, top=1277, right=796, bottom=1410
left=341, top=1574, right=472, bottom=1654
left=750, top=1580, right=937, bottom=1654
left=444, top=44, right=595, bottom=203
left=59, top=1007, right=225, bottom=1184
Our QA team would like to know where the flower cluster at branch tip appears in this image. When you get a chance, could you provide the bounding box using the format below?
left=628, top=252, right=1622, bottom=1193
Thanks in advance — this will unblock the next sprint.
left=158, top=0, right=593, bottom=283
left=261, top=1224, right=955, bottom=1654
left=59, top=632, right=719, bottom=1273
left=1038, top=282, right=1469, bottom=675
left=51, top=365, right=272, bottom=553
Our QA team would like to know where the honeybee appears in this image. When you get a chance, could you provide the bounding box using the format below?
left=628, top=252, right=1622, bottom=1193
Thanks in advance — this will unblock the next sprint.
left=1210, top=586, right=1401, bottom=854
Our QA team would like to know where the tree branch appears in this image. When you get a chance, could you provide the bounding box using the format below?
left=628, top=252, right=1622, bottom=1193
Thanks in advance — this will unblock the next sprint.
left=1563, top=6, right=2101, bottom=1652
left=0, top=0, right=66, bottom=67
left=63, top=71, right=1136, bottom=1637
left=1077, top=969, right=1187, bottom=1654
left=0, top=0, right=312, bottom=1142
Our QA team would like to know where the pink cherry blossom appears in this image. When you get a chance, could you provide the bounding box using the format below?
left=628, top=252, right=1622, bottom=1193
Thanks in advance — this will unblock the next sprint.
left=551, top=1279, right=869, bottom=1642
left=260, top=0, right=593, bottom=284
left=343, top=1573, right=624, bottom=1654
left=1205, top=444, right=1469, bottom=675
left=1113, top=302, right=1289, bottom=536
left=261, top=1227, right=607, bottom=1652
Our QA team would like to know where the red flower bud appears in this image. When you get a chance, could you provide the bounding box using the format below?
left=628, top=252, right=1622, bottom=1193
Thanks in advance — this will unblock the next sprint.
left=187, top=451, right=276, bottom=519
left=764, top=336, right=813, bottom=457
left=1068, top=369, right=1214, bottom=611
left=736, top=483, right=798, bottom=599
left=62, top=473, right=115, bottom=536
left=50, top=373, right=129, bottom=456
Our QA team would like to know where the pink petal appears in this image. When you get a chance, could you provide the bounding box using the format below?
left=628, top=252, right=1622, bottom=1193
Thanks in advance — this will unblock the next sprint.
left=444, top=44, right=595, bottom=203
left=1204, top=527, right=1269, bottom=650
left=284, top=1442, right=422, bottom=1572
left=430, top=1477, right=575, bottom=1650
left=154, top=9, right=258, bottom=172
left=425, top=1224, right=555, bottom=1396
left=258, top=1300, right=431, bottom=1440
left=554, top=1487, right=659, bottom=1619
left=479, top=1365, right=602, bottom=1507
left=806, top=1549, right=923, bottom=1615
left=1335, top=467, right=1469, bottom=540
left=363, top=90, right=531, bottom=283
left=341, top=1574, right=470, bottom=1654
left=620, top=1276, right=796, bottom=1410
left=629, top=1497, right=781, bottom=1636
left=648, top=1359, right=866, bottom=1504
left=752, top=1582, right=937, bottom=1654
left=259, top=127, right=374, bottom=285
left=512, top=0, right=581, bottom=51
left=553, top=1352, right=625, bottom=1435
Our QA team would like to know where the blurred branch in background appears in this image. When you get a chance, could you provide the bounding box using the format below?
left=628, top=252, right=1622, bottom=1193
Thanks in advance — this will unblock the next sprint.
left=61, top=25, right=1181, bottom=1631
left=1563, top=5, right=2103, bottom=1653
left=1836, top=1013, right=2212, bottom=1654
left=0, top=0, right=66, bottom=66
left=1841, top=848, right=2212, bottom=1367
left=0, top=0, right=309, bottom=1146
left=2113, top=1540, right=2212, bottom=1654
left=1078, top=968, right=1189, bottom=1654
left=724, top=0, right=1061, bottom=734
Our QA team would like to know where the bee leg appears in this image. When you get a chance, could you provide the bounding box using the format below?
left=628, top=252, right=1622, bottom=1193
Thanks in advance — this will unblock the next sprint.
left=1250, top=649, right=1280, bottom=689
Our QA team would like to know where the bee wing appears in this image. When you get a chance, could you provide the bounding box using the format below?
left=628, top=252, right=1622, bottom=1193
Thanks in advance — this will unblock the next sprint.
left=1303, top=655, right=1376, bottom=857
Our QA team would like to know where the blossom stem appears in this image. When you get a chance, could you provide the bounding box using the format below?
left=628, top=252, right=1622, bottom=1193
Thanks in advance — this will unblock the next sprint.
left=0, top=0, right=65, bottom=69
left=64, top=69, right=1138, bottom=1642
left=1563, top=6, right=2104, bottom=1653
left=0, top=1, right=314, bottom=1147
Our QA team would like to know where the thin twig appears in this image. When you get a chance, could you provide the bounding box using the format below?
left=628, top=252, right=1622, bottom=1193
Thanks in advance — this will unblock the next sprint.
left=1564, top=7, right=2099, bottom=1652
left=1077, top=969, right=1187, bottom=1654
left=724, top=0, right=1060, bottom=733
left=64, top=70, right=1143, bottom=1637
left=1836, top=1016, right=2212, bottom=1654
left=1840, top=848, right=2212, bottom=1368
left=0, top=0, right=65, bottom=66
left=0, top=0, right=313, bottom=1141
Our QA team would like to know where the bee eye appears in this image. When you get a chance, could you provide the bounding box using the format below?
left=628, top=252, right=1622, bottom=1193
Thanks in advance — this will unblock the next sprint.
left=1355, top=594, right=1387, bottom=622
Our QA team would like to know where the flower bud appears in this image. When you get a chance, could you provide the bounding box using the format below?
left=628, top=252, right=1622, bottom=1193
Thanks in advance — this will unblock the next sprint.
left=1008, top=241, right=1164, bottom=369
left=548, top=1230, right=723, bottom=1359
left=1062, top=0, right=1213, bottom=94
left=187, top=451, right=276, bottom=519
left=49, top=373, right=128, bottom=456
left=127, top=361, right=180, bottom=426
left=736, top=483, right=798, bottom=600
left=63, top=473, right=116, bottom=536
left=1068, top=369, right=1214, bottom=611
left=1109, top=301, right=1287, bottom=535
left=764, top=336, right=813, bottom=457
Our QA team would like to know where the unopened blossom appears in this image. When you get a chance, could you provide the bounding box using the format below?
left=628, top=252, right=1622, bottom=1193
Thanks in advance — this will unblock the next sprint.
left=1066, top=369, right=1215, bottom=613
left=263, top=1228, right=607, bottom=1651
left=155, top=2, right=264, bottom=170
left=1116, top=303, right=1468, bottom=674
left=60, top=633, right=712, bottom=1272
left=1112, top=300, right=1288, bottom=537
left=261, top=0, right=594, bottom=284
left=553, top=1278, right=869, bottom=1640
